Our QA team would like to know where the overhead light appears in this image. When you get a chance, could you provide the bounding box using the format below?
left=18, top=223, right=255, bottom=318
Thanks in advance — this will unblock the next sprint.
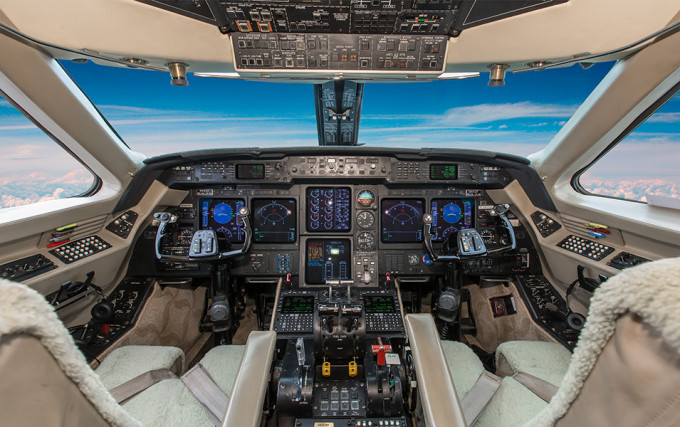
left=437, top=72, right=480, bottom=80
left=167, top=62, right=189, bottom=86
left=123, top=57, right=149, bottom=67
left=193, top=72, right=241, bottom=79
left=487, top=64, right=509, bottom=87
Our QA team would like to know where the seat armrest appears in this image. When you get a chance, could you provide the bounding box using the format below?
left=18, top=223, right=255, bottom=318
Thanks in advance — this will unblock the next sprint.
left=220, top=330, right=276, bottom=427
left=404, top=314, right=467, bottom=427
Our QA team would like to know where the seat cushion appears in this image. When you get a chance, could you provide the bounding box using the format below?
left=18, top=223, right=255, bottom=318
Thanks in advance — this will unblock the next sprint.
left=474, top=377, right=548, bottom=427
left=198, top=344, right=246, bottom=396
left=495, top=341, right=571, bottom=387
left=95, top=345, right=185, bottom=389
left=122, top=378, right=214, bottom=427
left=441, top=340, right=485, bottom=399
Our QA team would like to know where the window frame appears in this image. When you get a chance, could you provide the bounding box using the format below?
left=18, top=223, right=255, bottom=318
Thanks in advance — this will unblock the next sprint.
left=0, top=88, right=102, bottom=203
left=571, top=79, right=680, bottom=203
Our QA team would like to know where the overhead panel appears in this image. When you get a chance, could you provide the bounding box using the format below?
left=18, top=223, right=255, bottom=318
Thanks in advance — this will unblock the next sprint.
left=137, top=0, right=569, bottom=72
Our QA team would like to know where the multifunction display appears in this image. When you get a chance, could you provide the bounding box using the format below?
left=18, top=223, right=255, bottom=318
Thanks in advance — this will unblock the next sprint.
left=252, top=199, right=297, bottom=243
left=430, top=163, right=458, bottom=180
left=306, top=187, right=352, bottom=232
left=305, top=239, right=351, bottom=285
left=364, top=296, right=396, bottom=313
left=281, top=296, right=314, bottom=314
left=430, top=198, right=474, bottom=242
left=381, top=199, right=425, bottom=243
left=200, top=198, right=246, bottom=242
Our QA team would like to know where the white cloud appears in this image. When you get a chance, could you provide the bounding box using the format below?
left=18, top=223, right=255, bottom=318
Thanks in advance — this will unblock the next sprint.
left=435, top=102, right=576, bottom=127
left=646, top=112, right=680, bottom=124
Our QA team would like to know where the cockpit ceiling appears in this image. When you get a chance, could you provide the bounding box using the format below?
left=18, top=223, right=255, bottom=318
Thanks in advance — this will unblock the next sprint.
left=0, top=0, right=678, bottom=80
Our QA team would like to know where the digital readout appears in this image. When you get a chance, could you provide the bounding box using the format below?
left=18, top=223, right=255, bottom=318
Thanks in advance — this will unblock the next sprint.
left=236, top=163, right=265, bottom=179
left=199, top=198, right=246, bottom=243
left=430, top=164, right=458, bottom=180
left=364, top=296, right=396, bottom=313
left=306, top=187, right=351, bottom=232
left=281, top=296, right=314, bottom=314
left=381, top=199, right=425, bottom=243
left=305, top=239, right=351, bottom=284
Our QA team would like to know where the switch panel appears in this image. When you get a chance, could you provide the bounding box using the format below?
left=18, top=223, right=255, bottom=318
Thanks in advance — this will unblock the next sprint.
left=0, top=254, right=55, bottom=282
left=531, top=211, right=561, bottom=238
left=50, top=236, right=112, bottom=264
left=106, top=210, right=139, bottom=239
left=557, top=235, right=614, bottom=261
left=233, top=33, right=447, bottom=72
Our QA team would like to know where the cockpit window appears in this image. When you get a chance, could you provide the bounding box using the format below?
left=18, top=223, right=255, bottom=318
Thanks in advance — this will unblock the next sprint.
left=0, top=94, right=96, bottom=209
left=59, top=60, right=613, bottom=159
left=578, top=89, right=680, bottom=203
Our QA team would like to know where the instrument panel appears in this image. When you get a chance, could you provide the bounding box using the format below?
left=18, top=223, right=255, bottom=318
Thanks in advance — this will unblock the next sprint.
left=146, top=151, right=542, bottom=283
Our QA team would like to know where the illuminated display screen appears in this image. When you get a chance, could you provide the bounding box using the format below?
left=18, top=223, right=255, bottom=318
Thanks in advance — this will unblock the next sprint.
left=364, top=296, right=395, bottom=313
left=305, top=239, right=351, bottom=284
left=252, top=199, right=297, bottom=243
left=381, top=199, right=425, bottom=243
left=281, top=296, right=314, bottom=314
left=199, top=198, right=246, bottom=242
left=430, top=164, right=458, bottom=180
left=430, top=199, right=474, bottom=242
left=306, top=187, right=352, bottom=232
left=236, top=163, right=265, bottom=179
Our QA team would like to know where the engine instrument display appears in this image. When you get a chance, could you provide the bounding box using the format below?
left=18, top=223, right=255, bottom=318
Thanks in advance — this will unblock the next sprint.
left=252, top=199, right=297, bottom=243
left=364, top=296, right=396, bottom=313
left=306, top=187, right=351, bottom=232
left=281, top=296, right=314, bottom=314
left=305, top=239, right=351, bottom=285
left=430, top=199, right=474, bottom=242
left=199, top=198, right=246, bottom=242
left=381, top=199, right=425, bottom=243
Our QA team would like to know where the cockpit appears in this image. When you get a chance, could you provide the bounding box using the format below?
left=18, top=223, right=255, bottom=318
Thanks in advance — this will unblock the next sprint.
left=1, top=1, right=679, bottom=426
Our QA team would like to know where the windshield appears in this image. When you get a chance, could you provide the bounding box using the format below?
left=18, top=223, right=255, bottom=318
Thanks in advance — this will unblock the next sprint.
left=60, top=61, right=613, bottom=158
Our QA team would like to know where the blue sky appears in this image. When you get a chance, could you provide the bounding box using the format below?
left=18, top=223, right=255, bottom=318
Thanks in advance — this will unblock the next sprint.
left=57, top=60, right=614, bottom=157
left=1, top=60, right=678, bottom=206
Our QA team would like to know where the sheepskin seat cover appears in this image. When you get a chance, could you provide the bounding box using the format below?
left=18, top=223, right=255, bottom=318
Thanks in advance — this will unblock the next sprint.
left=0, top=278, right=141, bottom=427
left=525, top=257, right=680, bottom=426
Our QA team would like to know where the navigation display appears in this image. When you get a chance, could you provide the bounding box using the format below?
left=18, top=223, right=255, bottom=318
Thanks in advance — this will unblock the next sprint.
left=199, top=198, right=246, bottom=242
left=281, top=296, right=314, bottom=314
left=306, top=187, right=351, bottom=232
left=252, top=199, right=297, bottom=243
left=305, top=239, right=351, bottom=285
left=381, top=199, right=425, bottom=243
left=364, top=296, right=396, bottom=313
left=430, top=199, right=474, bottom=242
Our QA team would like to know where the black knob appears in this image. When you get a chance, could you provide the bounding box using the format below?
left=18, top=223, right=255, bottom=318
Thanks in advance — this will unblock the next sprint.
left=91, top=301, right=114, bottom=322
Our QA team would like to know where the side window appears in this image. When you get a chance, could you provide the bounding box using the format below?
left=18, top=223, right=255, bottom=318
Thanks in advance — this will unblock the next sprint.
left=0, top=95, right=96, bottom=209
left=578, top=91, right=679, bottom=202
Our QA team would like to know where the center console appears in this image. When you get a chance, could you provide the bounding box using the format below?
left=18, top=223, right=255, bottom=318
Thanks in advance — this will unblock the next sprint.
left=273, top=276, right=410, bottom=425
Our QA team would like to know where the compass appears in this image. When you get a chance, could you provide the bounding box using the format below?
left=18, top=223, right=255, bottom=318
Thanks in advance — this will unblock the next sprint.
left=256, top=201, right=292, bottom=226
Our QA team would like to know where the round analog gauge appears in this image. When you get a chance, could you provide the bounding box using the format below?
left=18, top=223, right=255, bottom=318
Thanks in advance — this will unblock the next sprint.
left=357, top=190, right=375, bottom=207
left=356, top=232, right=376, bottom=251
left=356, top=211, right=375, bottom=229
left=480, top=229, right=495, bottom=244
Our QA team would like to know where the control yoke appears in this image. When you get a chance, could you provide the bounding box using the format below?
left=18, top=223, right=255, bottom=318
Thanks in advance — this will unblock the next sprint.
left=422, top=203, right=516, bottom=262
left=153, top=207, right=252, bottom=262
